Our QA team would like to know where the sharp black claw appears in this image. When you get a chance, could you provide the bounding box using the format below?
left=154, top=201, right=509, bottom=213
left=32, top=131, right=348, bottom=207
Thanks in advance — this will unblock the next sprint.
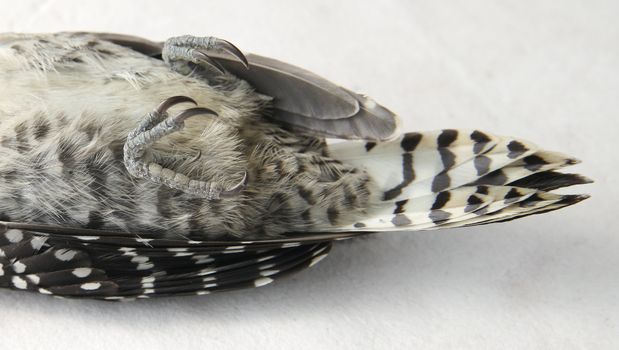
left=192, top=50, right=227, bottom=74
left=220, top=171, right=248, bottom=198
left=173, top=107, right=219, bottom=124
left=155, top=96, right=197, bottom=114
left=217, top=39, right=249, bottom=69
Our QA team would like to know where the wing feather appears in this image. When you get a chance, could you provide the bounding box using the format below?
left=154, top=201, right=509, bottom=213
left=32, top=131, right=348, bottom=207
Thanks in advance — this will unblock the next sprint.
left=0, top=222, right=344, bottom=300
left=89, top=32, right=400, bottom=141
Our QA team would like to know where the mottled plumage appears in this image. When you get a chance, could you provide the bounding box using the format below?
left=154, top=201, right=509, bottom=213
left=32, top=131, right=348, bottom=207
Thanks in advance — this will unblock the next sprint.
left=0, top=33, right=590, bottom=300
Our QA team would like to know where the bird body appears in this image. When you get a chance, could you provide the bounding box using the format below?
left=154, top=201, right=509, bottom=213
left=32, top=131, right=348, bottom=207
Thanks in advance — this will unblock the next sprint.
left=0, top=33, right=589, bottom=300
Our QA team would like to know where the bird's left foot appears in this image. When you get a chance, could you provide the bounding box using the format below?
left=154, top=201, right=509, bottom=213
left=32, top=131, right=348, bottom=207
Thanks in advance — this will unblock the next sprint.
left=162, top=35, right=249, bottom=74
left=123, top=96, right=247, bottom=200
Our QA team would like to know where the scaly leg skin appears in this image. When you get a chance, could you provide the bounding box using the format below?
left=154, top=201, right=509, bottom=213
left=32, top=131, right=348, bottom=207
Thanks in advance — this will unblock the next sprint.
left=162, top=35, right=249, bottom=75
left=123, top=96, right=247, bottom=200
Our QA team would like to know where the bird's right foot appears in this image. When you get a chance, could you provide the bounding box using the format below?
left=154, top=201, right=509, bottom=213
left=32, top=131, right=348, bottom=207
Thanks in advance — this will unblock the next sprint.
left=123, top=96, right=247, bottom=200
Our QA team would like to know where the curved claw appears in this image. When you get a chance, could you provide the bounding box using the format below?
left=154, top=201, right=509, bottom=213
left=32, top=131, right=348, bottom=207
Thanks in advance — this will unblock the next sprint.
left=172, top=107, right=219, bottom=125
left=189, top=149, right=202, bottom=163
left=220, top=171, right=248, bottom=198
left=215, top=38, right=249, bottom=69
left=155, top=96, right=197, bottom=114
left=126, top=95, right=242, bottom=201
left=192, top=50, right=227, bottom=74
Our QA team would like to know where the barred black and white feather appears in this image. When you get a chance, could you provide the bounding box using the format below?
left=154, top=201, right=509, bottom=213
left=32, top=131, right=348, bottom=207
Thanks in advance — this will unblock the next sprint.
left=322, top=130, right=590, bottom=232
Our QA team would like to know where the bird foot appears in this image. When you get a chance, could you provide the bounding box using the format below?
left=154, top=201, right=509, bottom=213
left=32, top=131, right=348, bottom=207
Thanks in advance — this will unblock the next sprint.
left=162, top=35, right=249, bottom=74
left=123, top=96, right=247, bottom=200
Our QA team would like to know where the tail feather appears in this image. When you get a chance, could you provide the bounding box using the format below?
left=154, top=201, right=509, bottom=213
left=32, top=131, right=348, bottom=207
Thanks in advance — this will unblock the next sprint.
left=330, top=130, right=541, bottom=201
left=509, top=171, right=592, bottom=192
left=325, top=129, right=590, bottom=232
left=474, top=151, right=580, bottom=186
left=453, top=193, right=590, bottom=228
left=335, top=187, right=494, bottom=232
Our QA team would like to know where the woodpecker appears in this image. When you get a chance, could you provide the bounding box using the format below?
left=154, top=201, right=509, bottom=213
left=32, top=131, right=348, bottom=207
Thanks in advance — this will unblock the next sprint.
left=0, top=33, right=590, bottom=300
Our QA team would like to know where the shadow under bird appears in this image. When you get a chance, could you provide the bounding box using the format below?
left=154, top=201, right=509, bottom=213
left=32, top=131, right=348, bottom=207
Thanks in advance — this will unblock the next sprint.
left=0, top=33, right=591, bottom=300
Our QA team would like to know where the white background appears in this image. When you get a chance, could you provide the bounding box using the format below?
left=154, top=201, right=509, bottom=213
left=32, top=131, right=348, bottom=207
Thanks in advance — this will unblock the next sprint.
left=0, top=0, right=616, bottom=349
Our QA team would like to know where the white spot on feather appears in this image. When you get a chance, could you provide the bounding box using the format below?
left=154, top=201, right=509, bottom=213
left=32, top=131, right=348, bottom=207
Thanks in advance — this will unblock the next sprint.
left=137, top=263, right=154, bottom=270
left=309, top=254, right=328, bottom=267
left=253, top=277, right=273, bottom=287
left=26, top=274, right=40, bottom=284
left=31, top=237, right=47, bottom=251
left=81, top=282, right=101, bottom=290
left=5, top=229, right=23, bottom=243
left=12, top=261, right=26, bottom=274
left=131, top=256, right=149, bottom=264
left=54, top=249, right=77, bottom=261
left=72, top=268, right=92, bottom=278
left=12, top=276, right=28, bottom=289
left=141, top=276, right=155, bottom=283
left=74, top=236, right=100, bottom=241
left=260, top=270, right=279, bottom=277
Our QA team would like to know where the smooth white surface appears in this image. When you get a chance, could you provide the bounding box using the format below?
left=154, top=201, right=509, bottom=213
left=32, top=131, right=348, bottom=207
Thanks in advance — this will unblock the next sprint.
left=0, top=1, right=616, bottom=349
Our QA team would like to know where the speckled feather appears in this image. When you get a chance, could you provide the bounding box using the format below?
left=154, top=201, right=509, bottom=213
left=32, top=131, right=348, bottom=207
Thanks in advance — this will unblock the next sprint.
left=0, top=33, right=590, bottom=300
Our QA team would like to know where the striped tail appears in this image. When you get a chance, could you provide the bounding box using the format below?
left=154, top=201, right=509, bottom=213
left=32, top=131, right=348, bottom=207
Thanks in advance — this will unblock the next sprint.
left=326, top=129, right=591, bottom=232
